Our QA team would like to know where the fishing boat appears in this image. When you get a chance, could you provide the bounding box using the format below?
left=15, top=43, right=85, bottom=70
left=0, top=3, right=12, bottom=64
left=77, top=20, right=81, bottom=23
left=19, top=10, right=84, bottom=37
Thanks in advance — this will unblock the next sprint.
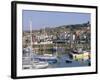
left=69, top=48, right=90, bottom=61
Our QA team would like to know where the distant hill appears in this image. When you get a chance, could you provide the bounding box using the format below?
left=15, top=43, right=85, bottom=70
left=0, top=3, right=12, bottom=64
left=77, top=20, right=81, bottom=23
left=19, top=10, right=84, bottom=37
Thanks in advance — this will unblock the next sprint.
left=23, top=22, right=90, bottom=35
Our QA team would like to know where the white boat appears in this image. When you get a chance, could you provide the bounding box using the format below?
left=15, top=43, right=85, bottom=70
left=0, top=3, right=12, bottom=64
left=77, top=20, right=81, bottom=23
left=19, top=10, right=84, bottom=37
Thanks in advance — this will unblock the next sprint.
left=22, top=56, right=32, bottom=69
left=32, top=61, right=49, bottom=69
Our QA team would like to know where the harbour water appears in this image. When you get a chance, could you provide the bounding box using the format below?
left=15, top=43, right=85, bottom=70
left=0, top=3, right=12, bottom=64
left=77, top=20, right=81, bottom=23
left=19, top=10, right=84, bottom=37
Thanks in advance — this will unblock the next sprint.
left=32, top=53, right=90, bottom=69
left=48, top=54, right=90, bottom=68
left=22, top=46, right=90, bottom=69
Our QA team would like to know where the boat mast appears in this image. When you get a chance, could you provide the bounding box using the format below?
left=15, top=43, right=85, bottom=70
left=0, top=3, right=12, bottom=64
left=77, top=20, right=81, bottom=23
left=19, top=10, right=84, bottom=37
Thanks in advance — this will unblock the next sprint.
left=29, top=20, right=33, bottom=61
left=56, top=43, right=58, bottom=56
left=30, top=20, right=33, bottom=49
left=70, top=27, right=73, bottom=50
left=44, top=27, right=45, bottom=54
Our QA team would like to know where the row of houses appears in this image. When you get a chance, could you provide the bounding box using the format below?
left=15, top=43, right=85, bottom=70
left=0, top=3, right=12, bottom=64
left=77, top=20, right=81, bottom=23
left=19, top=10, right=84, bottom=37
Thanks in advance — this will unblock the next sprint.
left=23, top=26, right=90, bottom=46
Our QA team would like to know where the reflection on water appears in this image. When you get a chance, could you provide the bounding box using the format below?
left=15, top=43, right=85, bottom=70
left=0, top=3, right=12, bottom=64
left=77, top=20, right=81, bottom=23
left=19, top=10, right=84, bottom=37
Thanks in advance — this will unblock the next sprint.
left=23, top=47, right=90, bottom=69
left=33, top=48, right=91, bottom=68
left=47, top=54, right=90, bottom=68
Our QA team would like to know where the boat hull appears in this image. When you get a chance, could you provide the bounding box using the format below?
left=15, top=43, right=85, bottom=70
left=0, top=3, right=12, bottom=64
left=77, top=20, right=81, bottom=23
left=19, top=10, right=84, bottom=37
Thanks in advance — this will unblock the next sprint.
left=32, top=61, right=49, bottom=69
left=34, top=56, right=58, bottom=63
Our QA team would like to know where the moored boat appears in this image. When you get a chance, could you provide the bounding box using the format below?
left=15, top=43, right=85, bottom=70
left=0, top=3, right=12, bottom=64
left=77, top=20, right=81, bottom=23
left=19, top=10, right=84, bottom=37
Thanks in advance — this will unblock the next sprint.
left=65, top=58, right=73, bottom=63
left=32, top=61, right=49, bottom=69
left=34, top=54, right=57, bottom=63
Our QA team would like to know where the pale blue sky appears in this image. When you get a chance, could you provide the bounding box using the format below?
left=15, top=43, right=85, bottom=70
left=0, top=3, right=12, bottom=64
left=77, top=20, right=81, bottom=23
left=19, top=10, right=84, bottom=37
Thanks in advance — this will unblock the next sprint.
left=22, top=10, right=90, bottom=31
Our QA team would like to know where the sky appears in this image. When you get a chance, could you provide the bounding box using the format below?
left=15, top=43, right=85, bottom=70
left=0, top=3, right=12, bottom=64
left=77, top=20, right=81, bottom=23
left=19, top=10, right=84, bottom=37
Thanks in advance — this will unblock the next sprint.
left=22, top=10, right=90, bottom=31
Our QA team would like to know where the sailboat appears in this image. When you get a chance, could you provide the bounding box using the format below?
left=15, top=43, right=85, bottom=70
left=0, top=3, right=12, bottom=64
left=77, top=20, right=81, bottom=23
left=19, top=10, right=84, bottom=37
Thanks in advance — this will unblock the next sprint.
left=35, top=27, right=58, bottom=63
left=23, top=20, right=49, bottom=69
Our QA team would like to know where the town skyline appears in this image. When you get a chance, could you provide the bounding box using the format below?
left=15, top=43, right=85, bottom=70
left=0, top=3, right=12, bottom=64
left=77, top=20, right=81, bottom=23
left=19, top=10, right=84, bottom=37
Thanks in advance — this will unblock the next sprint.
left=22, top=10, right=90, bottom=31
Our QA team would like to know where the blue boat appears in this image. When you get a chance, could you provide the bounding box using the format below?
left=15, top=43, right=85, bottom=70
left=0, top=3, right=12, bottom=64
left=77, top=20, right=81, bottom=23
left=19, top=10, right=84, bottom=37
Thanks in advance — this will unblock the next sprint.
left=34, top=54, right=58, bottom=63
